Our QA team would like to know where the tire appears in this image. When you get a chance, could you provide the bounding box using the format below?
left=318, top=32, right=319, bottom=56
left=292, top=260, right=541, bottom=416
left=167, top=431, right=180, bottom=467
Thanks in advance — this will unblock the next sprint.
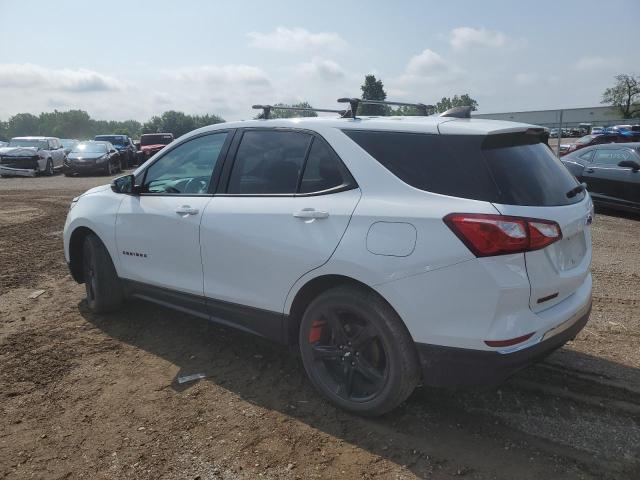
left=299, top=285, right=420, bottom=416
left=45, top=159, right=54, bottom=176
left=82, top=233, right=124, bottom=313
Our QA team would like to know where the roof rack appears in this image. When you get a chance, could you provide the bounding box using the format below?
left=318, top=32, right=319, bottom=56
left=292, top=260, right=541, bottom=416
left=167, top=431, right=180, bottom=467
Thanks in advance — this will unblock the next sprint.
left=252, top=104, right=346, bottom=120
left=337, top=98, right=435, bottom=119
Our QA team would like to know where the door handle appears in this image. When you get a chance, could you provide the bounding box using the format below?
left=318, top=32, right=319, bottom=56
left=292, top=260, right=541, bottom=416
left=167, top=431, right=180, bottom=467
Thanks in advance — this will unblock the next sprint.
left=293, top=208, right=329, bottom=219
left=175, top=205, right=199, bottom=216
left=586, top=168, right=595, bottom=173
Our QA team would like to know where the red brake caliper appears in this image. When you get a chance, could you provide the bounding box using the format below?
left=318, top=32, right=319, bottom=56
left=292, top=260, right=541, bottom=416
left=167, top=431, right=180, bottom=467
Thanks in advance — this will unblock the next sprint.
left=308, top=320, right=324, bottom=343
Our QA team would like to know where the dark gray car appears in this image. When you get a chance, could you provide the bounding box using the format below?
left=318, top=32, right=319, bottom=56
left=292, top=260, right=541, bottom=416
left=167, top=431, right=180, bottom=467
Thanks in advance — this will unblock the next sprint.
left=562, top=142, right=640, bottom=213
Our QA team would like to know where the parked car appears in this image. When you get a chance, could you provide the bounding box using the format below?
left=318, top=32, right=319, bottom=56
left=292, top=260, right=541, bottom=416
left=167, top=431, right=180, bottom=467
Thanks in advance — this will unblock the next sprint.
left=0, top=136, right=66, bottom=177
left=64, top=113, right=593, bottom=416
left=562, top=143, right=640, bottom=213
left=549, top=128, right=559, bottom=138
left=0, top=141, right=7, bottom=148
left=590, top=126, right=605, bottom=135
left=561, top=133, right=620, bottom=156
left=139, top=133, right=174, bottom=161
left=64, top=141, right=121, bottom=176
left=94, top=135, right=137, bottom=168
left=60, top=138, right=79, bottom=155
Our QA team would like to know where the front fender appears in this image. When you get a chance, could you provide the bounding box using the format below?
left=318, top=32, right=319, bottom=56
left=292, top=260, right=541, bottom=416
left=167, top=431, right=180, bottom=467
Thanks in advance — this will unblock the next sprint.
left=63, top=188, right=125, bottom=275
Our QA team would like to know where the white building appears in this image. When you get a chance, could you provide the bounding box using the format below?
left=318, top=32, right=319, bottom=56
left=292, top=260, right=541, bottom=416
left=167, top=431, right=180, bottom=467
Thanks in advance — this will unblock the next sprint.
left=472, top=106, right=627, bottom=128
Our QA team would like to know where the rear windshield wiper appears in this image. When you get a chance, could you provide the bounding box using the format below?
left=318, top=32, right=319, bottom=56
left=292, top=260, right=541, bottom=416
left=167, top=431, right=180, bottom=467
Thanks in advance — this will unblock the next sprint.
left=566, top=182, right=587, bottom=198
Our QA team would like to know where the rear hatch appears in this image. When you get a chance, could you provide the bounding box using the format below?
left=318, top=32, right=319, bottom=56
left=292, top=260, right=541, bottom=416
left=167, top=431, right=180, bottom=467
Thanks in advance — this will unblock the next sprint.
left=474, top=130, right=592, bottom=311
left=346, top=123, right=592, bottom=313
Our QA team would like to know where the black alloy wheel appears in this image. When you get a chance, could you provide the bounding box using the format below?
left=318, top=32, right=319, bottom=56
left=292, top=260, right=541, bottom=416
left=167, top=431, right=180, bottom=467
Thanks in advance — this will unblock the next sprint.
left=299, top=285, right=419, bottom=416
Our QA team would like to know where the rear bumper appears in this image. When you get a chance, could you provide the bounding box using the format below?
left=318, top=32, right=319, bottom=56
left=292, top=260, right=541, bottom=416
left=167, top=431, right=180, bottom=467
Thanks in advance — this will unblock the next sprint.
left=416, top=301, right=591, bottom=387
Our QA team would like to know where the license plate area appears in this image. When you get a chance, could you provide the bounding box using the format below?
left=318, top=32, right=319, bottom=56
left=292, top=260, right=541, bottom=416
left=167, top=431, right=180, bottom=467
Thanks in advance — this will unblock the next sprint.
left=552, top=231, right=586, bottom=271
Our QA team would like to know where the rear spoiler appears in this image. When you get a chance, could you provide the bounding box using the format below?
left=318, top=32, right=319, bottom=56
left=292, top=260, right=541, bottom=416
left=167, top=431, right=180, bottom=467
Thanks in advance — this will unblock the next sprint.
left=482, top=128, right=550, bottom=149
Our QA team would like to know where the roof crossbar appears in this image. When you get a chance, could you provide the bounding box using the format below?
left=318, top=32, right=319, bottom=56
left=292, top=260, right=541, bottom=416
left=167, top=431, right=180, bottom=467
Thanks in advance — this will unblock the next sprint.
left=337, top=98, right=435, bottom=118
left=252, top=104, right=346, bottom=119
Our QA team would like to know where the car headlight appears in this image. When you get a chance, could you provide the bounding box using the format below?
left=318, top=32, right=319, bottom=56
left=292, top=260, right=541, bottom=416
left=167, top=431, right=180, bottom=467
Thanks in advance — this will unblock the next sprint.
left=69, top=196, right=80, bottom=210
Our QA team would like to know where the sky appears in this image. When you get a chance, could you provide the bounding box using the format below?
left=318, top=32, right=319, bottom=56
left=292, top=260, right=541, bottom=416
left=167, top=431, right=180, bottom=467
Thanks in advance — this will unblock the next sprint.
left=0, top=0, right=637, bottom=122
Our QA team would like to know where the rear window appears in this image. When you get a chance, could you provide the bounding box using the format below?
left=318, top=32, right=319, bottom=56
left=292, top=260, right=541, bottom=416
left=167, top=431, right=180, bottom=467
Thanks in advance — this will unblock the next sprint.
left=343, top=130, right=583, bottom=206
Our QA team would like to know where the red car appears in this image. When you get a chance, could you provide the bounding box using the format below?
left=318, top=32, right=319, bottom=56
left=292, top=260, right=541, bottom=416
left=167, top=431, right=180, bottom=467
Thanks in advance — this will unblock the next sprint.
left=139, top=133, right=174, bottom=160
left=561, top=133, right=622, bottom=156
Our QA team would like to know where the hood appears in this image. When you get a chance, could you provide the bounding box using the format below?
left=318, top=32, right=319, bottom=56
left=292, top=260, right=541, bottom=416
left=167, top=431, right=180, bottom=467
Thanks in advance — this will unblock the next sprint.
left=68, top=152, right=107, bottom=160
left=0, top=146, right=39, bottom=156
left=79, top=184, right=111, bottom=198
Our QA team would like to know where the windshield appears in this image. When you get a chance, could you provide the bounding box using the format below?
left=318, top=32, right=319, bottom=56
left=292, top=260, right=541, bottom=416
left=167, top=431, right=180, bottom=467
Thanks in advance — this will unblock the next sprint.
left=95, top=135, right=125, bottom=145
left=72, top=142, right=108, bottom=154
left=141, top=134, right=173, bottom=146
left=8, top=139, right=47, bottom=149
left=60, top=139, right=78, bottom=148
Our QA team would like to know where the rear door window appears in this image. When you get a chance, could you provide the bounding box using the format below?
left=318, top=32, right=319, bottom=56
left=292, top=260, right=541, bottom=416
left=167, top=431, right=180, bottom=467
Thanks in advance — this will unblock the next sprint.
left=344, top=130, right=583, bottom=206
left=227, top=130, right=312, bottom=194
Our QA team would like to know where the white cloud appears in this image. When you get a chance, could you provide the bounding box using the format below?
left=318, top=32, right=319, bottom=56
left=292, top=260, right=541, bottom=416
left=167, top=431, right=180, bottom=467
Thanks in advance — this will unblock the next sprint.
left=406, top=49, right=448, bottom=76
left=573, top=56, right=618, bottom=71
left=171, top=64, right=271, bottom=86
left=296, top=57, right=346, bottom=81
left=247, top=27, right=346, bottom=52
left=450, top=27, right=507, bottom=50
left=0, top=63, right=125, bottom=92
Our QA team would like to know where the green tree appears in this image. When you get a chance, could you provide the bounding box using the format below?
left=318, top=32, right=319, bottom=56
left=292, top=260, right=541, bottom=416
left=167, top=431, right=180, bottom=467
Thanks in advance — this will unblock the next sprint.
left=141, top=111, right=225, bottom=137
left=6, top=113, right=40, bottom=137
left=0, top=120, right=8, bottom=141
left=359, top=74, right=389, bottom=116
left=602, top=74, right=640, bottom=118
left=254, top=101, right=319, bottom=119
left=435, top=94, right=479, bottom=113
left=0, top=109, right=224, bottom=141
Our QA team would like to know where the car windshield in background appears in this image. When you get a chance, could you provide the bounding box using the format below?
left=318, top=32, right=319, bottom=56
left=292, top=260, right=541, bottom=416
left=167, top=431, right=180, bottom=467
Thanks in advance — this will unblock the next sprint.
left=95, top=136, right=125, bottom=145
left=141, top=134, right=173, bottom=146
left=60, top=140, right=77, bottom=148
left=344, top=130, right=582, bottom=207
left=73, top=142, right=107, bottom=154
left=8, top=139, right=47, bottom=149
left=577, top=135, right=596, bottom=144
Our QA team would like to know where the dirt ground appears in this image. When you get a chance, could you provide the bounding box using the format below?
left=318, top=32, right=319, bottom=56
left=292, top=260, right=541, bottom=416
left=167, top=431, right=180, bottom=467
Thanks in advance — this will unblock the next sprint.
left=1, top=173, right=639, bottom=480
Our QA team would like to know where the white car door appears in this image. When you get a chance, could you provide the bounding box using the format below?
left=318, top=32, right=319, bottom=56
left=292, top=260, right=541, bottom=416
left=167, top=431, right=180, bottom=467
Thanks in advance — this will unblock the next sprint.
left=115, top=131, right=232, bottom=299
left=200, top=129, right=360, bottom=337
left=51, top=139, right=65, bottom=168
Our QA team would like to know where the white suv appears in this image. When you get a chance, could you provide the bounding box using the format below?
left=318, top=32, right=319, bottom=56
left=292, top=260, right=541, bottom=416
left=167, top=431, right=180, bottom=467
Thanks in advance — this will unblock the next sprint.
left=64, top=109, right=593, bottom=416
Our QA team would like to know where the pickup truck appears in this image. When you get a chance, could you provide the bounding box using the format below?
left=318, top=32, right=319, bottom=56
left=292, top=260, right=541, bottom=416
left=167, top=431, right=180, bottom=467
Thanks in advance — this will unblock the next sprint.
left=139, top=133, right=174, bottom=162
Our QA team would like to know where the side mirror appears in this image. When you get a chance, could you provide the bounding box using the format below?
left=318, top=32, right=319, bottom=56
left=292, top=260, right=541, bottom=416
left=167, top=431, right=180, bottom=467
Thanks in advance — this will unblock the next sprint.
left=109, top=148, right=116, bottom=153
left=618, top=159, right=640, bottom=171
left=111, top=174, right=141, bottom=194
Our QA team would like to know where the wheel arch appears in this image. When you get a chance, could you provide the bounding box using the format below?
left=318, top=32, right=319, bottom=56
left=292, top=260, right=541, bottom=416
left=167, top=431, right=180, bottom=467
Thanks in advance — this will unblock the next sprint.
left=68, top=226, right=97, bottom=283
left=285, top=274, right=407, bottom=346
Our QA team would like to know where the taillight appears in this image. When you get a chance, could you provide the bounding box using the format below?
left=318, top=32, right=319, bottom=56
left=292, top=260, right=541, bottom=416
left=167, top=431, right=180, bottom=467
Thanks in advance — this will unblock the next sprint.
left=443, top=213, right=562, bottom=257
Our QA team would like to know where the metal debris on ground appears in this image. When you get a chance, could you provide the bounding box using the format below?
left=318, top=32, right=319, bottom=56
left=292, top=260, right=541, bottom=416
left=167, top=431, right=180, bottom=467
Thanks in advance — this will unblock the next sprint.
left=177, top=373, right=206, bottom=384
left=28, top=289, right=46, bottom=299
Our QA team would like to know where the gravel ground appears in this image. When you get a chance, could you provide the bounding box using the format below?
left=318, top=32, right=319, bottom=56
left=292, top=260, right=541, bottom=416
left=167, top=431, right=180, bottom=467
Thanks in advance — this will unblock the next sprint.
left=0, top=173, right=639, bottom=480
